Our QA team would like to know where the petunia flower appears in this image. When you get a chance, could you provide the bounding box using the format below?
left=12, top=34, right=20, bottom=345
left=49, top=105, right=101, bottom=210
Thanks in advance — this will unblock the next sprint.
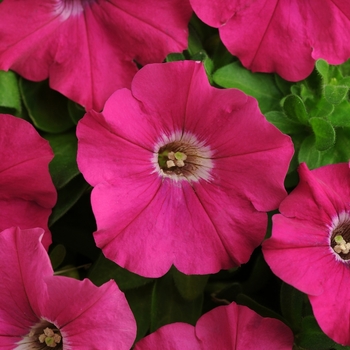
left=77, top=60, right=293, bottom=277
left=0, top=113, right=56, bottom=249
left=189, top=0, right=350, bottom=81
left=0, top=0, right=192, bottom=111
left=262, top=162, right=350, bottom=345
left=134, top=302, right=294, bottom=349
left=0, top=226, right=136, bottom=349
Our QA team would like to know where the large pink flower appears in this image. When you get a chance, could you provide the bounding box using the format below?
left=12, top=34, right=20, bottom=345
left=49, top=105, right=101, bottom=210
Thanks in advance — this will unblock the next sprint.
left=262, top=162, right=350, bottom=345
left=0, top=226, right=136, bottom=349
left=0, top=0, right=192, bottom=110
left=190, top=0, right=350, bottom=81
left=134, top=302, right=294, bottom=349
left=0, top=114, right=56, bottom=249
left=77, top=60, right=293, bottom=277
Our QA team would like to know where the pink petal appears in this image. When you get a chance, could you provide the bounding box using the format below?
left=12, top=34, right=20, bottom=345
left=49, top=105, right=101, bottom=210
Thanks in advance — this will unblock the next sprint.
left=77, top=90, right=158, bottom=187
left=135, top=302, right=294, bottom=349
left=132, top=61, right=293, bottom=211
left=40, top=278, right=136, bottom=350
left=92, top=179, right=237, bottom=277
left=0, top=114, right=56, bottom=248
left=195, top=303, right=293, bottom=349
left=135, top=323, right=200, bottom=350
left=190, top=0, right=350, bottom=81
left=0, top=0, right=192, bottom=110
left=279, top=163, right=350, bottom=225
left=262, top=214, right=332, bottom=296
left=309, top=266, right=350, bottom=345
left=0, top=227, right=52, bottom=343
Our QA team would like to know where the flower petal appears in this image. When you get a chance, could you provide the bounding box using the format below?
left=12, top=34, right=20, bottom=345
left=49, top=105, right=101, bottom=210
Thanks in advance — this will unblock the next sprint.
left=41, top=278, right=136, bottom=350
left=0, top=227, right=52, bottom=343
left=0, top=0, right=191, bottom=110
left=0, top=114, right=56, bottom=248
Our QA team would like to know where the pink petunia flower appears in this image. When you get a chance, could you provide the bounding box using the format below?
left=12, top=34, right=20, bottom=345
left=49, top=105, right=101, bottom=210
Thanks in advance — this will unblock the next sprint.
left=0, top=0, right=192, bottom=110
left=0, top=226, right=136, bottom=349
left=189, top=0, right=350, bottom=81
left=0, top=114, right=56, bottom=249
left=134, top=302, right=294, bottom=349
left=262, top=162, right=350, bottom=345
left=77, top=60, right=293, bottom=277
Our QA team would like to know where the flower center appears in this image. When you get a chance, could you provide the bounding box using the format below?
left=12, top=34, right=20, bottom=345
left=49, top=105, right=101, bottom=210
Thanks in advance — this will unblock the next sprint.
left=16, top=320, right=63, bottom=350
left=154, top=131, right=213, bottom=182
left=53, top=0, right=95, bottom=20
left=330, top=212, right=350, bottom=260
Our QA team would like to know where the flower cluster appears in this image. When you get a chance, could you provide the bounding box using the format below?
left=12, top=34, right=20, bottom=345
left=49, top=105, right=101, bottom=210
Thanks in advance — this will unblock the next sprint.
left=1, top=0, right=350, bottom=348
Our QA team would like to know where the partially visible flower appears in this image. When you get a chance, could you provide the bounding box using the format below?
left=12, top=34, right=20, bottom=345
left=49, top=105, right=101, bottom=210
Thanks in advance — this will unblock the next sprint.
left=0, top=226, right=136, bottom=350
left=262, top=162, right=350, bottom=345
left=77, top=60, right=293, bottom=277
left=134, top=302, right=294, bottom=349
left=189, top=0, right=350, bottom=81
left=0, top=114, right=56, bottom=248
left=0, top=0, right=192, bottom=110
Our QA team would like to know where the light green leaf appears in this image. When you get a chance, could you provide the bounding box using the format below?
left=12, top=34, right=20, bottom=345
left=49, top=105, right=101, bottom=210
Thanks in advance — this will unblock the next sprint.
left=213, top=61, right=283, bottom=113
left=309, top=117, right=335, bottom=151
left=283, top=95, right=309, bottom=125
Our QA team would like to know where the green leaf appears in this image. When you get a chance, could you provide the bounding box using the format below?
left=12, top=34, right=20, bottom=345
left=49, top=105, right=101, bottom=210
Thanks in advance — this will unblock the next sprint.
left=0, top=70, right=22, bottom=116
left=49, top=175, right=90, bottom=226
left=236, top=294, right=285, bottom=322
left=309, top=117, right=335, bottom=151
left=49, top=244, right=66, bottom=271
left=187, top=23, right=204, bottom=56
left=324, top=84, right=348, bottom=105
left=172, top=267, right=209, bottom=301
left=315, top=59, right=329, bottom=82
left=296, top=316, right=350, bottom=350
left=280, top=282, right=305, bottom=332
left=274, top=74, right=293, bottom=96
left=44, top=131, right=79, bottom=189
left=125, top=283, right=154, bottom=343
left=327, top=100, right=350, bottom=127
left=283, top=95, right=309, bottom=125
left=88, top=253, right=154, bottom=291
left=298, top=129, right=350, bottom=169
left=212, top=61, right=283, bottom=113
left=19, top=78, right=75, bottom=133
left=67, top=100, right=85, bottom=124
left=264, top=111, right=301, bottom=134
left=150, top=271, right=203, bottom=332
left=165, top=53, right=186, bottom=62
left=310, top=98, right=334, bottom=119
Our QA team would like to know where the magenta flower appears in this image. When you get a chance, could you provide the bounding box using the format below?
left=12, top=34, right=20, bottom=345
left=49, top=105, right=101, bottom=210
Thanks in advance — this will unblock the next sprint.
left=134, top=302, right=294, bottom=349
left=262, top=162, right=350, bottom=345
left=0, top=0, right=192, bottom=110
left=189, top=0, right=350, bottom=81
left=0, top=226, right=136, bottom=349
left=0, top=114, right=56, bottom=249
left=77, top=60, right=293, bottom=277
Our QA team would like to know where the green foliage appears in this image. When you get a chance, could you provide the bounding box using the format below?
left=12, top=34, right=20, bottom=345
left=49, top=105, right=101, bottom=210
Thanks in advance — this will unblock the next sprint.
left=295, top=316, right=350, bottom=350
left=150, top=271, right=203, bottom=332
left=19, top=78, right=75, bottom=133
left=0, top=70, right=22, bottom=116
left=212, top=61, right=286, bottom=113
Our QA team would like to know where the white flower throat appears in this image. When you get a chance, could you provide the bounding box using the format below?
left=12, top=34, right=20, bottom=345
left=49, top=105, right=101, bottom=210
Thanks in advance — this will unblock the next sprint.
left=154, top=131, right=213, bottom=182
